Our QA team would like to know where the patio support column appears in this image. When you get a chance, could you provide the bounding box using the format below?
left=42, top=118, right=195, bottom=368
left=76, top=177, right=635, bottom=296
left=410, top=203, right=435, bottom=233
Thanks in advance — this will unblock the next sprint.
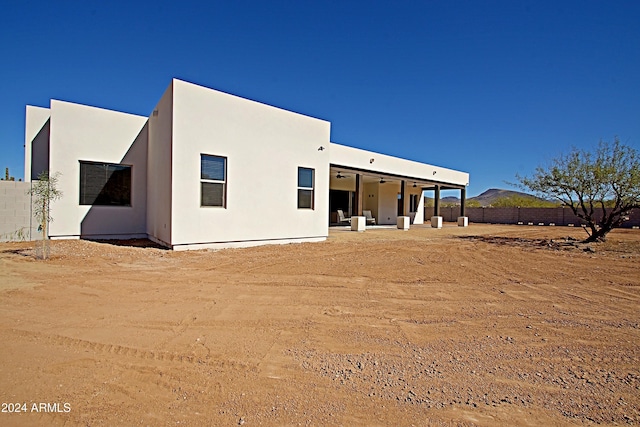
left=354, top=174, right=363, bottom=216
left=431, top=185, right=443, bottom=228
left=351, top=174, right=366, bottom=231
left=458, top=187, right=469, bottom=227
left=397, top=180, right=410, bottom=229
left=400, top=180, right=406, bottom=216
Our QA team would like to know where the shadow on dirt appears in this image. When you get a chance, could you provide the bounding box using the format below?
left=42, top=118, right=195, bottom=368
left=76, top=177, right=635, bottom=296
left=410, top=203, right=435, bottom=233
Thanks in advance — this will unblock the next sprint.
left=0, top=248, right=34, bottom=257
left=89, top=238, right=169, bottom=250
left=457, top=235, right=595, bottom=252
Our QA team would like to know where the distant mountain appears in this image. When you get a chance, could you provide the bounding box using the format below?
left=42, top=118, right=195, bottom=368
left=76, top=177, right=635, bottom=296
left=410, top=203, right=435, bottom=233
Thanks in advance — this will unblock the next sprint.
left=441, top=196, right=461, bottom=203
left=428, top=188, right=550, bottom=207
left=472, top=188, right=545, bottom=206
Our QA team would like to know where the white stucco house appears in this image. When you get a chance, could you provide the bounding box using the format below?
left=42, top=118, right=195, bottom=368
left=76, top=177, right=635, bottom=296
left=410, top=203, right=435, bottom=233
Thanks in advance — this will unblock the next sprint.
left=24, top=79, right=469, bottom=250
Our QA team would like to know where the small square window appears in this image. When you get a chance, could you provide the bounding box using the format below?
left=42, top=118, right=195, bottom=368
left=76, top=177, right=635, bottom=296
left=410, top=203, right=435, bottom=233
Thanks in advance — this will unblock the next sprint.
left=298, top=189, right=313, bottom=209
left=201, top=155, right=225, bottom=181
left=298, top=168, right=313, bottom=188
left=201, top=182, right=225, bottom=207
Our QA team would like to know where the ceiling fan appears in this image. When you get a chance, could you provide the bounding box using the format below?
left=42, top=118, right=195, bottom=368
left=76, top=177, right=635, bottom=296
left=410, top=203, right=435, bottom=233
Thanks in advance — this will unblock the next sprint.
left=336, top=171, right=350, bottom=179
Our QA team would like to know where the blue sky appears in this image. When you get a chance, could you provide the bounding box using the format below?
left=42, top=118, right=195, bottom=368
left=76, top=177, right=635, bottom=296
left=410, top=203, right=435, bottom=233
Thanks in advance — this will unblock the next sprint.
left=1, top=0, right=638, bottom=197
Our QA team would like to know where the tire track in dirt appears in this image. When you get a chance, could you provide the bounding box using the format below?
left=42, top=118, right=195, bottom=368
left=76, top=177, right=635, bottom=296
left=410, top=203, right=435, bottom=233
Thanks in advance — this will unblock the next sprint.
left=4, top=328, right=254, bottom=371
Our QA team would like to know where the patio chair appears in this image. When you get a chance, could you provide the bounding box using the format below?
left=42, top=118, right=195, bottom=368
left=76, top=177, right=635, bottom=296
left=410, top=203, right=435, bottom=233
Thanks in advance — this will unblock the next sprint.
left=363, top=210, right=376, bottom=225
left=337, top=210, right=351, bottom=224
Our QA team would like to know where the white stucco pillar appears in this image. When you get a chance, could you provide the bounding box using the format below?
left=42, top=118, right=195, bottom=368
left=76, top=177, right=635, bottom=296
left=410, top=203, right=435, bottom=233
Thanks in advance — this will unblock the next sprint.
left=351, top=216, right=366, bottom=232
left=397, top=216, right=410, bottom=230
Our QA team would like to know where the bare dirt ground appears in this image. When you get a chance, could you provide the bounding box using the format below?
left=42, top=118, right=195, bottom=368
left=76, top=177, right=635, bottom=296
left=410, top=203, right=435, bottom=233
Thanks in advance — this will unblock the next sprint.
left=0, top=224, right=638, bottom=426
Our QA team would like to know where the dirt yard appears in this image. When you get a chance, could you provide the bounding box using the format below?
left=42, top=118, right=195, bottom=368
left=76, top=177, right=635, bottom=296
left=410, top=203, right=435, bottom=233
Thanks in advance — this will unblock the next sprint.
left=0, top=224, right=638, bottom=426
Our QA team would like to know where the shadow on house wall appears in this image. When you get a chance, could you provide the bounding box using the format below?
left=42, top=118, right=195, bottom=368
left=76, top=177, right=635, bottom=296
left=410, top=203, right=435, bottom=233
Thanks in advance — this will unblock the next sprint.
left=80, top=123, right=149, bottom=239
left=31, top=119, right=50, bottom=180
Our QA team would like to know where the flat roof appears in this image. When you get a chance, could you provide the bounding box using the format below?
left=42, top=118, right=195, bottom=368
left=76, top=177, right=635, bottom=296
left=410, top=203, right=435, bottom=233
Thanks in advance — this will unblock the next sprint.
left=329, top=142, right=469, bottom=189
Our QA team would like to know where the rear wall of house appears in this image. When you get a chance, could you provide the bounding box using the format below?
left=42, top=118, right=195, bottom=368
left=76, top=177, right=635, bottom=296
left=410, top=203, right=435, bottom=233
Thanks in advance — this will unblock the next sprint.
left=377, top=181, right=400, bottom=225
left=47, top=100, right=148, bottom=239
left=169, top=80, right=331, bottom=248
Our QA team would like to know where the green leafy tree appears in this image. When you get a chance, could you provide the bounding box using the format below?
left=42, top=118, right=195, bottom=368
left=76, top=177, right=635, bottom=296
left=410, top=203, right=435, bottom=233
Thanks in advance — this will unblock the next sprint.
left=491, top=194, right=559, bottom=208
left=424, top=198, right=480, bottom=208
left=517, top=138, right=640, bottom=242
left=27, top=171, right=63, bottom=259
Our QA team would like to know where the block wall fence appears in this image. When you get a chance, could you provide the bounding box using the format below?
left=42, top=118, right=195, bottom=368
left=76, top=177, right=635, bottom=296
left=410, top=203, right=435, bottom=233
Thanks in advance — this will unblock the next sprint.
left=425, top=206, right=640, bottom=228
left=0, top=181, right=40, bottom=242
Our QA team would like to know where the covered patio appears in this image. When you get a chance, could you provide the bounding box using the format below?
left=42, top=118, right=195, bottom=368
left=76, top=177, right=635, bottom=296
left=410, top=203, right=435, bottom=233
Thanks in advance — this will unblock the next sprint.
left=326, top=142, right=469, bottom=229
left=328, top=163, right=468, bottom=227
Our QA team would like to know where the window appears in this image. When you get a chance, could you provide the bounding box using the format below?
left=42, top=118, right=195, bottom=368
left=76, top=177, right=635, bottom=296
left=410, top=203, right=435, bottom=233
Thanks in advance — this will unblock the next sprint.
left=79, top=161, right=132, bottom=206
left=201, top=154, right=226, bottom=207
left=297, top=167, right=314, bottom=209
left=410, top=194, right=419, bottom=213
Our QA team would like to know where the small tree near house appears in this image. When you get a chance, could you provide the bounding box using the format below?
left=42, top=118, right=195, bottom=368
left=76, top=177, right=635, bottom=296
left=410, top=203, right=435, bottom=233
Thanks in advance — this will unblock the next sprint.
left=27, top=171, right=63, bottom=259
left=517, top=138, right=640, bottom=242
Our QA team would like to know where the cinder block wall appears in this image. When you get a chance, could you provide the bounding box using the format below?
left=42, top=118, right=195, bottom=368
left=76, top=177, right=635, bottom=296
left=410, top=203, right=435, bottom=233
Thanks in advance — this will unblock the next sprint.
left=425, top=205, right=640, bottom=228
left=0, top=181, right=40, bottom=242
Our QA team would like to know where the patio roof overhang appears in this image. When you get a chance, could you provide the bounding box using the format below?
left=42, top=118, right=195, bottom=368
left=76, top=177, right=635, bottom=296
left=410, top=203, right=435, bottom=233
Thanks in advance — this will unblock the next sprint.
left=330, top=164, right=466, bottom=191
left=328, top=142, right=469, bottom=190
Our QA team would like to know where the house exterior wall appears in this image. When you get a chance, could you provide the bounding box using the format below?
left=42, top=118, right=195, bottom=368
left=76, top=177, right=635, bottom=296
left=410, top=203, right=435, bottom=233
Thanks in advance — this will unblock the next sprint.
left=47, top=100, right=148, bottom=239
left=25, top=106, right=51, bottom=182
left=30, top=119, right=50, bottom=181
left=363, top=182, right=378, bottom=219
left=377, top=181, right=401, bottom=225
left=147, top=82, right=174, bottom=246
left=330, top=179, right=354, bottom=192
left=20, top=79, right=471, bottom=248
left=373, top=184, right=425, bottom=225
left=168, top=79, right=331, bottom=249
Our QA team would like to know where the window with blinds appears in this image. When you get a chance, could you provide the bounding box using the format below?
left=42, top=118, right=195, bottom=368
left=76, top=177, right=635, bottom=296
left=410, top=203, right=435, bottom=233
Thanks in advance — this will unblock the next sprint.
left=79, top=161, right=132, bottom=206
left=297, top=167, right=314, bottom=209
left=201, top=155, right=227, bottom=207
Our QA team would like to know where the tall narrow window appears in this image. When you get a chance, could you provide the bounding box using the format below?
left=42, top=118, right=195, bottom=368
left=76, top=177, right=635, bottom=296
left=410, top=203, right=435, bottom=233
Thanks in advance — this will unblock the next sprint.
left=201, top=155, right=226, bottom=207
left=410, top=194, right=419, bottom=212
left=79, top=161, right=132, bottom=206
left=298, top=167, right=314, bottom=209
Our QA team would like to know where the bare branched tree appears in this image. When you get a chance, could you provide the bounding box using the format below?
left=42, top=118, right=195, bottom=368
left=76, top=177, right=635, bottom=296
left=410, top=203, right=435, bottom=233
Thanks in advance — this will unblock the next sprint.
left=517, top=138, right=640, bottom=242
left=27, top=171, right=63, bottom=259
